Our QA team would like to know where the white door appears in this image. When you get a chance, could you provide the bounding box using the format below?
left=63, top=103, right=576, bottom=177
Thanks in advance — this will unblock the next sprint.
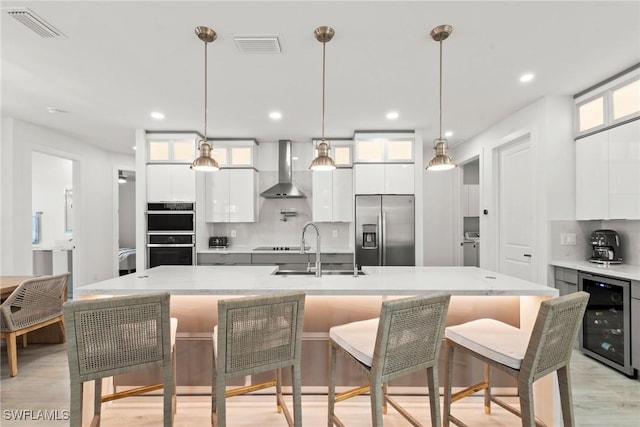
left=498, top=137, right=536, bottom=281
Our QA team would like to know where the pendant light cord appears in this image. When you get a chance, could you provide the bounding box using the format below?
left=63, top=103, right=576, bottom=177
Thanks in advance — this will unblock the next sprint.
left=321, top=40, right=326, bottom=141
left=203, top=40, right=208, bottom=143
left=439, top=39, right=443, bottom=141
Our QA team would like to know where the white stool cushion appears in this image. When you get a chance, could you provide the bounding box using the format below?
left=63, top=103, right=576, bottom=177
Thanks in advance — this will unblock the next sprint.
left=445, top=318, right=530, bottom=370
left=329, top=318, right=379, bottom=367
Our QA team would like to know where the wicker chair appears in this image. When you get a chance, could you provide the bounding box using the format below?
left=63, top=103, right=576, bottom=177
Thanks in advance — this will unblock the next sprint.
left=443, top=291, right=589, bottom=427
left=328, top=294, right=451, bottom=427
left=212, top=291, right=305, bottom=427
left=64, top=292, right=177, bottom=427
left=0, top=273, right=70, bottom=377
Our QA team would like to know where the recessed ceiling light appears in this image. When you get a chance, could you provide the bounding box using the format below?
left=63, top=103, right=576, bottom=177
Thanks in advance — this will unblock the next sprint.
left=269, top=111, right=282, bottom=120
left=46, top=107, right=68, bottom=114
left=386, top=111, right=399, bottom=120
left=444, top=131, right=453, bottom=138
left=132, top=146, right=137, bottom=151
left=150, top=111, right=165, bottom=120
left=520, top=73, right=535, bottom=83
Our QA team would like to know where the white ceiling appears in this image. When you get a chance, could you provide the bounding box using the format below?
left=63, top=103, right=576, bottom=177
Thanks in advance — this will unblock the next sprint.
left=2, top=1, right=639, bottom=155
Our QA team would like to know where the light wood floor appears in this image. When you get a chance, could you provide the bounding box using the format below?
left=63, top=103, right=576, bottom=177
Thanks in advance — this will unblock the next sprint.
left=1, top=343, right=639, bottom=426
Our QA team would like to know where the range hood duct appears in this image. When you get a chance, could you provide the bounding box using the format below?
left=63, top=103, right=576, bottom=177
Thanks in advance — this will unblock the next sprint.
left=260, top=140, right=306, bottom=199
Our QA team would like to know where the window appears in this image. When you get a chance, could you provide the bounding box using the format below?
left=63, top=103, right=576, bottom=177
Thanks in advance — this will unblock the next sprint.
left=577, top=96, right=605, bottom=133
left=612, top=79, right=640, bottom=122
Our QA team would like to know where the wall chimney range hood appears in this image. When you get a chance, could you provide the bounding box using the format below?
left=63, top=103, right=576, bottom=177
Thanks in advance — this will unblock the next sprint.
left=260, top=140, right=306, bottom=199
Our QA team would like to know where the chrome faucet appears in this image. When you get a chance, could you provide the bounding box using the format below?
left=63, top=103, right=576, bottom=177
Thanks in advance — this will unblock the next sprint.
left=300, top=221, right=321, bottom=277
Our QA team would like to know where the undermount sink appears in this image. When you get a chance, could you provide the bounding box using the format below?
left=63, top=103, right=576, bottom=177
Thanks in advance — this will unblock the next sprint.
left=274, top=270, right=365, bottom=276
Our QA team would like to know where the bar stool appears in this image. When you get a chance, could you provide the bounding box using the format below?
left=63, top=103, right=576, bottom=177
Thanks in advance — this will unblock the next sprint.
left=443, top=291, right=589, bottom=427
left=212, top=291, right=305, bottom=427
left=328, top=294, right=451, bottom=427
left=64, top=292, right=178, bottom=427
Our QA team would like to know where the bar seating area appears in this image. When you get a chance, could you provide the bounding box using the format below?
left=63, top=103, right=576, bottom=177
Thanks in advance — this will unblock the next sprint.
left=3, top=278, right=632, bottom=427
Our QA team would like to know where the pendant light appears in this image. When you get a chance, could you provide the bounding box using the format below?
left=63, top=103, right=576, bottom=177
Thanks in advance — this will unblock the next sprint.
left=191, top=26, right=220, bottom=172
left=426, top=24, right=456, bottom=171
left=309, top=26, right=336, bottom=171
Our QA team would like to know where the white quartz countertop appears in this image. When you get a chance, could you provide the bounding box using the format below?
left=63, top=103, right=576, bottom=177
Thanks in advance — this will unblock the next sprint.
left=75, top=265, right=558, bottom=298
left=198, top=247, right=353, bottom=254
left=550, top=260, right=640, bottom=281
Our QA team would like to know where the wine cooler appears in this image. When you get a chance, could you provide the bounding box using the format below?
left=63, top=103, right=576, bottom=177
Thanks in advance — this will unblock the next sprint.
left=578, top=272, right=634, bottom=376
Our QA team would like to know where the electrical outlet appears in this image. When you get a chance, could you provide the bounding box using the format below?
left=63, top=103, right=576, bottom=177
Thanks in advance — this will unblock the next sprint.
left=560, top=233, right=576, bottom=246
left=230, top=229, right=237, bottom=238
left=332, top=229, right=338, bottom=238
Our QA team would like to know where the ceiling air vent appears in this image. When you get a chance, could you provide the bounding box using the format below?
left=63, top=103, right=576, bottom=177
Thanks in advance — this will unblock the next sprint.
left=6, top=7, right=65, bottom=38
left=233, top=35, right=282, bottom=54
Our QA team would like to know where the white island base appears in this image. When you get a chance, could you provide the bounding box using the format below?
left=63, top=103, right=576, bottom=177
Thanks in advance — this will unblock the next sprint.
left=75, top=266, right=560, bottom=426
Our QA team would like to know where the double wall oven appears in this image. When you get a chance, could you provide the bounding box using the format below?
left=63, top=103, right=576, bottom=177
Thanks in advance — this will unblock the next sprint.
left=146, top=202, right=195, bottom=268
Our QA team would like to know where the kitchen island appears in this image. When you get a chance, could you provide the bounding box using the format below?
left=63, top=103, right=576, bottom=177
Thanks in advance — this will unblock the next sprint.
left=75, top=265, right=560, bottom=425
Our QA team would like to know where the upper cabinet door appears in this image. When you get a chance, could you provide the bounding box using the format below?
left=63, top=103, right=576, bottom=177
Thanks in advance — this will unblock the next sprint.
left=205, top=170, right=231, bottom=222
left=147, top=164, right=173, bottom=202
left=384, top=164, right=414, bottom=194
left=353, top=164, right=385, bottom=194
left=608, top=120, right=640, bottom=219
left=576, top=131, right=609, bottom=220
left=170, top=164, right=196, bottom=201
left=229, top=169, right=257, bottom=222
left=312, top=171, right=333, bottom=222
left=332, top=168, right=353, bottom=221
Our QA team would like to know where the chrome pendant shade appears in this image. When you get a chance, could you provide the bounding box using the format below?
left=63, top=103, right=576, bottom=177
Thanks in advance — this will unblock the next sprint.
left=426, top=24, right=456, bottom=171
left=191, top=26, right=220, bottom=172
left=309, top=26, right=336, bottom=171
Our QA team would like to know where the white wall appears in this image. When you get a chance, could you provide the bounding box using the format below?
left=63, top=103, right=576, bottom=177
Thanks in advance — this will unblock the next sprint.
left=1, top=117, right=134, bottom=286
left=31, top=152, right=73, bottom=248
left=451, top=96, right=575, bottom=284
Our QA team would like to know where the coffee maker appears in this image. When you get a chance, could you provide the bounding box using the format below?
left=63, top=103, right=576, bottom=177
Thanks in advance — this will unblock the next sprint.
left=589, top=229, right=622, bottom=264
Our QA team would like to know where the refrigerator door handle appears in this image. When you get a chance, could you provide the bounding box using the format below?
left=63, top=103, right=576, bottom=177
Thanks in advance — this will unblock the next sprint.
left=382, top=212, right=387, bottom=265
left=378, top=214, right=383, bottom=266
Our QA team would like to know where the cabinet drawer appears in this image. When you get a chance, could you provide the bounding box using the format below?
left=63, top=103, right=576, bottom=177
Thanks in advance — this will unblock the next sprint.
left=251, top=253, right=310, bottom=265
left=555, top=267, right=578, bottom=285
left=197, top=253, right=251, bottom=265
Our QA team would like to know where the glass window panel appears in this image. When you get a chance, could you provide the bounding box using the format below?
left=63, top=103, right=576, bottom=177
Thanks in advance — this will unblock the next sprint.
left=173, top=140, right=194, bottom=161
left=357, top=140, right=384, bottom=161
left=613, top=79, right=640, bottom=120
left=333, top=146, right=351, bottom=165
left=149, top=141, right=170, bottom=161
left=231, top=147, right=252, bottom=165
left=212, top=147, right=228, bottom=165
left=578, top=97, right=604, bottom=132
left=387, top=140, right=413, bottom=161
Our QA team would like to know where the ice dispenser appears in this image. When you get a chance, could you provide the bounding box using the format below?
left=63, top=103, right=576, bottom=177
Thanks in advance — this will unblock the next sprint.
left=362, top=224, right=377, bottom=249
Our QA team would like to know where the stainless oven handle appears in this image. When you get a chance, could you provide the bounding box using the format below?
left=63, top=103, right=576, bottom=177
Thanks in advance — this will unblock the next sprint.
left=147, top=244, right=195, bottom=248
left=147, top=232, right=195, bottom=236
left=146, top=211, right=195, bottom=215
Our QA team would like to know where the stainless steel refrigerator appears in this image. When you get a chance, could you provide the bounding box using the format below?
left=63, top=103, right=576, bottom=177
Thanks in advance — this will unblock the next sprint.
left=355, top=195, right=415, bottom=267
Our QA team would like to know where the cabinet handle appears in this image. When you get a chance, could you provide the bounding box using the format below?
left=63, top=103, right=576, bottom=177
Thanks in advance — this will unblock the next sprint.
left=524, top=254, right=532, bottom=258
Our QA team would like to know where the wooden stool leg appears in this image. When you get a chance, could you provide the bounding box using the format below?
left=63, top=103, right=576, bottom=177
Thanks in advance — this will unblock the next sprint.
left=381, top=383, right=388, bottom=415
left=483, top=363, right=491, bottom=414
left=443, top=339, right=454, bottom=427
left=557, top=366, right=575, bottom=427
left=276, top=368, right=283, bottom=413
left=21, top=332, right=27, bottom=348
left=517, top=380, right=536, bottom=427
left=7, top=332, right=18, bottom=376
left=427, top=366, right=441, bottom=427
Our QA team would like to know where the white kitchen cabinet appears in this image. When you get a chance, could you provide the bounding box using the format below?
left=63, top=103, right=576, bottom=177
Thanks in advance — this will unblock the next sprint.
left=205, top=168, right=258, bottom=223
left=353, top=163, right=414, bottom=195
left=312, top=168, right=353, bottom=222
left=463, top=184, right=480, bottom=217
left=147, top=164, right=196, bottom=202
left=608, top=120, right=640, bottom=219
left=576, top=120, right=640, bottom=220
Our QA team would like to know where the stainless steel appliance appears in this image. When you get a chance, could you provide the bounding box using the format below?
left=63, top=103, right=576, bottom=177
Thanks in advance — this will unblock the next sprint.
left=209, top=236, right=228, bottom=248
left=147, top=203, right=195, bottom=267
left=578, top=272, right=635, bottom=376
left=589, top=229, right=622, bottom=264
left=355, top=195, right=415, bottom=267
